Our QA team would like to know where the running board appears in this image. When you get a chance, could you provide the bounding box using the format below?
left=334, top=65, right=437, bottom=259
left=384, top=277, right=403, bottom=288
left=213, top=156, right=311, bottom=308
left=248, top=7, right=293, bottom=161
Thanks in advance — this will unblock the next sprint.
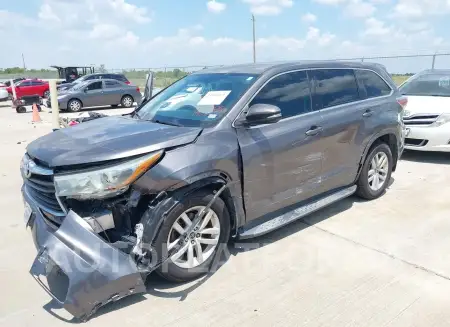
left=238, top=185, right=357, bottom=239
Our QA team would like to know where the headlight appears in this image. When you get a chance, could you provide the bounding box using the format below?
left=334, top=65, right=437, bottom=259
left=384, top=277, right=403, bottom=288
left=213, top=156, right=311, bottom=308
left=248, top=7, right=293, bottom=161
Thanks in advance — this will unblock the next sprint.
left=54, top=151, right=163, bottom=200
left=432, top=114, right=450, bottom=127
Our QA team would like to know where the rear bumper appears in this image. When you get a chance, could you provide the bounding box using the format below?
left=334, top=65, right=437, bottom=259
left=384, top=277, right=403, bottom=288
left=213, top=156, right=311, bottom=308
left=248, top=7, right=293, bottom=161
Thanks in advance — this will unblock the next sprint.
left=23, top=186, right=146, bottom=321
left=405, top=124, right=450, bottom=152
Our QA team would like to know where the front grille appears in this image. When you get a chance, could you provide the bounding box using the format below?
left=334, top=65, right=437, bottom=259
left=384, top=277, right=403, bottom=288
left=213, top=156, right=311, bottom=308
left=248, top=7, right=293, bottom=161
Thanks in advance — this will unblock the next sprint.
left=403, top=114, right=439, bottom=126
left=405, top=138, right=428, bottom=146
left=22, top=156, right=65, bottom=225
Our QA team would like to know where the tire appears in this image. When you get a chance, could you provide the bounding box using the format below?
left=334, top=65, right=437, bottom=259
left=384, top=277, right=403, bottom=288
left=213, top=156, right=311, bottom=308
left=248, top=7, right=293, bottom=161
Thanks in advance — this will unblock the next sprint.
left=16, top=106, right=26, bottom=113
left=43, top=90, right=50, bottom=98
left=121, top=95, right=134, bottom=108
left=67, top=99, right=82, bottom=112
left=356, top=143, right=393, bottom=200
left=154, top=191, right=230, bottom=283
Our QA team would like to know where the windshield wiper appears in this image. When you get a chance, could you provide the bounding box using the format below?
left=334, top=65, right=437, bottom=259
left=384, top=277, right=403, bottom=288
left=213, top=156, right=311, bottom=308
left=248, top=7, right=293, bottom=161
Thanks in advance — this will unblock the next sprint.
left=152, top=119, right=182, bottom=127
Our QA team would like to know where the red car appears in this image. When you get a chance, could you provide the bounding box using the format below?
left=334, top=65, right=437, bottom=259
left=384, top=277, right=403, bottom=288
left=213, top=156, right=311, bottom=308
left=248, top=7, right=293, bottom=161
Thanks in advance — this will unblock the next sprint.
left=6, top=79, right=50, bottom=99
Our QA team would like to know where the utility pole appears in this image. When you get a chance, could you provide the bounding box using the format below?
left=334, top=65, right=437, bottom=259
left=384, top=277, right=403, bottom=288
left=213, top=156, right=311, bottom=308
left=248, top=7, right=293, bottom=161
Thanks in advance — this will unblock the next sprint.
left=251, top=14, right=256, bottom=63
left=22, top=53, right=26, bottom=70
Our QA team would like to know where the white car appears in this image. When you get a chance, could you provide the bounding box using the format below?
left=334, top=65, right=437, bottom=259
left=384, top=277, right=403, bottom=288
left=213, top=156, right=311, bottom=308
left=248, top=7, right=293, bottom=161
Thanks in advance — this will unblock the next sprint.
left=0, top=88, right=8, bottom=102
left=400, top=69, right=450, bottom=152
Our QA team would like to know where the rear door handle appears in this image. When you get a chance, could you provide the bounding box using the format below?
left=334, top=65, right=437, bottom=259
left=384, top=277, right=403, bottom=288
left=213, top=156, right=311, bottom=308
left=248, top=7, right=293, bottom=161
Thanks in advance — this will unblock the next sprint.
left=305, top=126, right=323, bottom=136
left=363, top=110, right=373, bottom=117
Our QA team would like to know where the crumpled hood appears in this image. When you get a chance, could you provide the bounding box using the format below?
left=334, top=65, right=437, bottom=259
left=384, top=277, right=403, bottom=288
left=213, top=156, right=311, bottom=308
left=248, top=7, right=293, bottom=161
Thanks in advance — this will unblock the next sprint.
left=27, top=116, right=202, bottom=167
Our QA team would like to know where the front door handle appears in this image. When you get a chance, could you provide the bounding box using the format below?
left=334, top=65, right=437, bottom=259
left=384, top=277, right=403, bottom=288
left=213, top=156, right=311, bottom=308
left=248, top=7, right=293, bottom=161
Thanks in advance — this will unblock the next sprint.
left=305, top=126, right=323, bottom=136
left=363, top=110, right=373, bottom=117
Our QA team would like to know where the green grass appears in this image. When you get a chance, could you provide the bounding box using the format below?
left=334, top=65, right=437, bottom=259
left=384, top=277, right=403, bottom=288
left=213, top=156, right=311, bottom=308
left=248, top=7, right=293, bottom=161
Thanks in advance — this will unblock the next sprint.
left=392, top=75, right=409, bottom=86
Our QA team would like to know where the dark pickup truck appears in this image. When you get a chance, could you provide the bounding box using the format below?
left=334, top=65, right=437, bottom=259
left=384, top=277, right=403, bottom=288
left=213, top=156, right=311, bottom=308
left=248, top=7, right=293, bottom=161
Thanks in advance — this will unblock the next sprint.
left=21, top=61, right=406, bottom=320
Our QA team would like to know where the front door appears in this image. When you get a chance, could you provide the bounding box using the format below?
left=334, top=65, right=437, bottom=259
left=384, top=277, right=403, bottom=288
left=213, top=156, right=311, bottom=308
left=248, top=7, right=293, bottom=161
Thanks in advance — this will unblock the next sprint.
left=82, top=81, right=104, bottom=107
left=236, top=70, right=326, bottom=222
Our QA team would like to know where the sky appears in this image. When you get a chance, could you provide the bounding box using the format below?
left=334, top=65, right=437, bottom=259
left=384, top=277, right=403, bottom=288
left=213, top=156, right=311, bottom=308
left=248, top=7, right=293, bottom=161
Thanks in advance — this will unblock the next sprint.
left=1, top=0, right=450, bottom=73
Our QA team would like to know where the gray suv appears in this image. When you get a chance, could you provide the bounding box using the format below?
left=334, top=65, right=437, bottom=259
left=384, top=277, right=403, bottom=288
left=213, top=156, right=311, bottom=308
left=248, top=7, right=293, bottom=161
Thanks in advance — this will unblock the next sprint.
left=21, top=61, right=405, bottom=320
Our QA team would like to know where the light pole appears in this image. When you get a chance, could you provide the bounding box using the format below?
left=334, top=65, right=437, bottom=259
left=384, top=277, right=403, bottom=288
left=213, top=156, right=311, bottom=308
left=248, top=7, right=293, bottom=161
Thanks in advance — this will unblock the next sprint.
left=252, top=14, right=256, bottom=63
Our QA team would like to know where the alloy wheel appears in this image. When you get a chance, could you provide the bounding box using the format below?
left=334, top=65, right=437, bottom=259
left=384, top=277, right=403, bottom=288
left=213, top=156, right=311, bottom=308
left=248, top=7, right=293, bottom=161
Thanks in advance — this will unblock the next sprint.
left=368, top=152, right=389, bottom=191
left=122, top=96, right=133, bottom=107
left=167, top=206, right=221, bottom=269
left=69, top=100, right=81, bottom=111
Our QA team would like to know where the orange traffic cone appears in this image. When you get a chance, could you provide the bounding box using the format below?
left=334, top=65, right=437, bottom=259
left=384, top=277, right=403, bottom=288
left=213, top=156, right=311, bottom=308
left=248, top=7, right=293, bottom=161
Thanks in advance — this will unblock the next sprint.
left=32, top=103, right=42, bottom=123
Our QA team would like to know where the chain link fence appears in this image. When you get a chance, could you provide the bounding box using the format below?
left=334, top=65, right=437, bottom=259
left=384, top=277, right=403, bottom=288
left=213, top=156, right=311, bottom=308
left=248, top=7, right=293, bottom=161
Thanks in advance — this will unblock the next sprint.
left=2, top=53, right=450, bottom=88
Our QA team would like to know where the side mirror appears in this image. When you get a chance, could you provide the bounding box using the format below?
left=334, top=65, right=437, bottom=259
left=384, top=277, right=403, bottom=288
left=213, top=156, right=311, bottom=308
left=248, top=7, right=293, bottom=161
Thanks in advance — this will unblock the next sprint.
left=238, top=103, right=282, bottom=126
left=84, top=88, right=88, bottom=93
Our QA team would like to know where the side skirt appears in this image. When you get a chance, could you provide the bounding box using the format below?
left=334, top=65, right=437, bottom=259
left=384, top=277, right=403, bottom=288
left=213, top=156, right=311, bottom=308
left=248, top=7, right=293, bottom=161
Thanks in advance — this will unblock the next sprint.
left=238, top=185, right=357, bottom=239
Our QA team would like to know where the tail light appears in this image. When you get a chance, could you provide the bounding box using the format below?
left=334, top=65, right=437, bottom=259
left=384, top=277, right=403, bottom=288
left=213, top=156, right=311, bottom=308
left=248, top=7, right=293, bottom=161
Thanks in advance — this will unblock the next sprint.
left=136, top=87, right=140, bottom=93
left=125, top=81, right=131, bottom=85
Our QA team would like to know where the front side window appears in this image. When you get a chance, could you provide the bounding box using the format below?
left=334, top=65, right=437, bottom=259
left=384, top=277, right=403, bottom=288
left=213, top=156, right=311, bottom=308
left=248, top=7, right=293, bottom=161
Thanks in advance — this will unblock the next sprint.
left=399, top=72, right=450, bottom=97
left=309, top=69, right=360, bottom=110
left=355, top=69, right=391, bottom=98
left=19, top=81, right=32, bottom=87
left=136, top=73, right=259, bottom=127
left=86, top=81, right=102, bottom=91
left=250, top=71, right=312, bottom=119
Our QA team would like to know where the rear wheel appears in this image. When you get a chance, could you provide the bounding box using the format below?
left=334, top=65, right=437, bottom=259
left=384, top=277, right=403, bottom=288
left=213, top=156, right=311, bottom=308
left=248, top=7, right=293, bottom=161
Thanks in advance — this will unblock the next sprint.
left=121, top=95, right=134, bottom=108
left=16, top=106, right=26, bottom=113
left=154, top=191, right=230, bottom=282
left=67, top=99, right=82, bottom=112
left=356, top=143, right=393, bottom=200
left=43, top=90, right=50, bottom=98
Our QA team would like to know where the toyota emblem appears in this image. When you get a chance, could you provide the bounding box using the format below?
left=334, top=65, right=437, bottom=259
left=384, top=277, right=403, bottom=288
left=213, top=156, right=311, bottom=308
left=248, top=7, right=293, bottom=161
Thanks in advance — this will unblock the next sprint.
left=24, top=162, right=32, bottom=178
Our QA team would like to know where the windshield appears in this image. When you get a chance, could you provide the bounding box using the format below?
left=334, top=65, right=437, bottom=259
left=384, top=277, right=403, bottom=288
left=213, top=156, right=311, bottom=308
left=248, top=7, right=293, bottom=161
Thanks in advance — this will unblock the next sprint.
left=399, top=72, right=450, bottom=97
left=71, top=81, right=90, bottom=91
left=136, top=73, right=259, bottom=127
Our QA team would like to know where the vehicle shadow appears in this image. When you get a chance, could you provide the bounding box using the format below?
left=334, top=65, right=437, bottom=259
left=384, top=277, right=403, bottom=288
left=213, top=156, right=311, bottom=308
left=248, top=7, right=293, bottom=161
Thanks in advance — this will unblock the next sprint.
left=0, top=103, right=10, bottom=108
left=401, top=150, right=450, bottom=164
left=41, top=178, right=395, bottom=323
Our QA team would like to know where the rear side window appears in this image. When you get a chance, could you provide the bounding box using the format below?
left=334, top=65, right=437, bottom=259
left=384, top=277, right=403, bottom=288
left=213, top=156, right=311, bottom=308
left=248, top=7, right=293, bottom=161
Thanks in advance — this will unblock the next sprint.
left=31, top=81, right=44, bottom=86
left=355, top=70, right=391, bottom=98
left=105, top=80, right=121, bottom=88
left=250, top=71, right=311, bottom=119
left=309, top=69, right=360, bottom=110
left=111, top=74, right=128, bottom=82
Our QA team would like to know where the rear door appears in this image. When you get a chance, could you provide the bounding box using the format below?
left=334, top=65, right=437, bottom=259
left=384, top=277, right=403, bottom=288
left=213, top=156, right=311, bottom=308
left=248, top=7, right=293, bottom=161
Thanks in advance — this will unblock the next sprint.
left=82, top=81, right=104, bottom=107
left=30, top=80, right=47, bottom=96
left=103, top=80, right=123, bottom=104
left=236, top=70, right=326, bottom=221
left=309, top=68, right=392, bottom=192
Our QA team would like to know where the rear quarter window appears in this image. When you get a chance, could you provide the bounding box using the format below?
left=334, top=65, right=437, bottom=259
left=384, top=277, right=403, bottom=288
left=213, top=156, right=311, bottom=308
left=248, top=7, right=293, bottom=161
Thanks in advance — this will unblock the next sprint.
left=355, top=69, right=392, bottom=99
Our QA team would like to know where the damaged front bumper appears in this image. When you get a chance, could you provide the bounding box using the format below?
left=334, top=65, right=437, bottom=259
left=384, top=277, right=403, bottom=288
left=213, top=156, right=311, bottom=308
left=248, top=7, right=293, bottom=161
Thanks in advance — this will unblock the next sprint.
left=23, top=187, right=147, bottom=321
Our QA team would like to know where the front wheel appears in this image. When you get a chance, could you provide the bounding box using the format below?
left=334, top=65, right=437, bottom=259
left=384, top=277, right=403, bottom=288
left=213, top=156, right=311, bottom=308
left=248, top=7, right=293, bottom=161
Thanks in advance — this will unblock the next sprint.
left=154, top=191, right=230, bottom=282
left=356, top=143, right=393, bottom=200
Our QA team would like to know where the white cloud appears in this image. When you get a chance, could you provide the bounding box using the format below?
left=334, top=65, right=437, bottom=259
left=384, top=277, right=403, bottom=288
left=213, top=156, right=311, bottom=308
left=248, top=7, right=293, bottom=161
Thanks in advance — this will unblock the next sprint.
left=363, top=17, right=391, bottom=36
left=243, top=0, right=294, bottom=15
left=344, top=0, right=376, bottom=17
left=207, top=1, right=227, bottom=13
left=392, top=0, right=450, bottom=18
left=301, top=12, right=317, bottom=23
left=89, top=24, right=123, bottom=40
left=110, top=0, right=150, bottom=23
